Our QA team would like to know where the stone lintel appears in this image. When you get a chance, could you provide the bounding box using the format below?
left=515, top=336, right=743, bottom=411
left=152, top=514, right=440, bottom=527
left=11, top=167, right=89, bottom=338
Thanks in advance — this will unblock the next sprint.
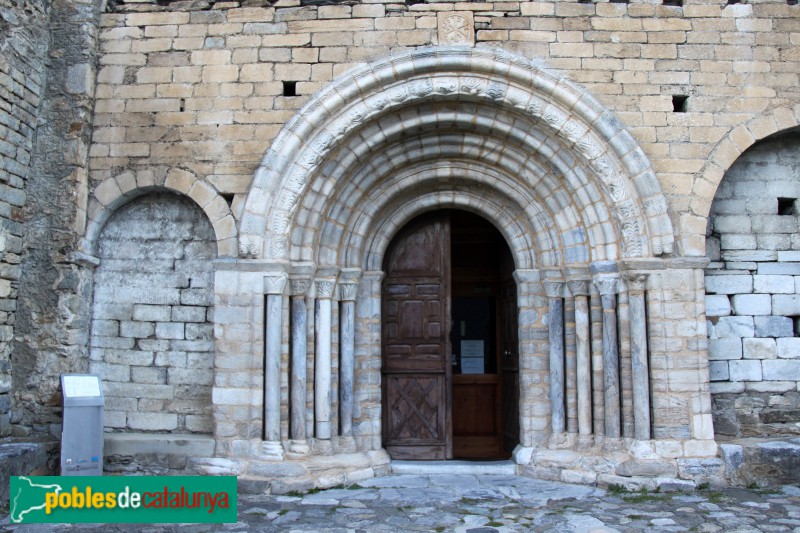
left=213, top=258, right=290, bottom=272
left=620, top=256, right=710, bottom=271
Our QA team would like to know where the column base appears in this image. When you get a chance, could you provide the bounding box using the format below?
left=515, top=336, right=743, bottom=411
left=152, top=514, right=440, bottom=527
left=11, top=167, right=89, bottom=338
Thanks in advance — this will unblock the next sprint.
left=286, top=439, right=310, bottom=457
left=259, top=440, right=284, bottom=461
left=311, top=438, right=333, bottom=455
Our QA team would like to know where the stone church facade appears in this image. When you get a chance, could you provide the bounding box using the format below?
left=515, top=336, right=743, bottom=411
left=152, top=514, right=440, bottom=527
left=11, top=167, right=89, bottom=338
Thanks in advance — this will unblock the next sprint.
left=2, top=0, right=800, bottom=489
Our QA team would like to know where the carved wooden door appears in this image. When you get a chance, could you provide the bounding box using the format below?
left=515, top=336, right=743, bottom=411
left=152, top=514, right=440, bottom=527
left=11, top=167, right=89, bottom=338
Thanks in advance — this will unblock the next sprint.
left=382, top=213, right=452, bottom=460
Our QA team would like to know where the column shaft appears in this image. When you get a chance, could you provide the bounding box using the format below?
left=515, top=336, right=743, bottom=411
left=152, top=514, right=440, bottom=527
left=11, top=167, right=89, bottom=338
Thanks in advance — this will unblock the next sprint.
left=601, top=292, right=620, bottom=439
left=264, top=293, right=282, bottom=442
left=574, top=293, right=592, bottom=436
left=290, top=295, right=307, bottom=440
left=549, top=296, right=565, bottom=434
left=628, top=275, right=651, bottom=440
left=339, top=299, right=355, bottom=437
left=315, top=296, right=332, bottom=439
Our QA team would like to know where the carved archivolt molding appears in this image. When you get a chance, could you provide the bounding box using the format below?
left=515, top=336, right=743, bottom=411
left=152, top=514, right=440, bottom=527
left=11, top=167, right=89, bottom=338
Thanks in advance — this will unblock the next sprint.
left=241, top=46, right=675, bottom=263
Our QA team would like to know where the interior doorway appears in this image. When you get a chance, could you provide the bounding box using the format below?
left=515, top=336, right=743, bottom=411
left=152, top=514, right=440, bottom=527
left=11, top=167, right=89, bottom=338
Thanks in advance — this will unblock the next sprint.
left=381, top=210, right=519, bottom=460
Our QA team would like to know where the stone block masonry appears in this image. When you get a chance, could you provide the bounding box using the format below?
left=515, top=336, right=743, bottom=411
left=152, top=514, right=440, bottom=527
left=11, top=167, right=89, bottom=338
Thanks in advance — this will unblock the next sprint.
left=707, top=133, right=800, bottom=439
left=90, top=193, right=216, bottom=434
left=4, top=0, right=800, bottom=489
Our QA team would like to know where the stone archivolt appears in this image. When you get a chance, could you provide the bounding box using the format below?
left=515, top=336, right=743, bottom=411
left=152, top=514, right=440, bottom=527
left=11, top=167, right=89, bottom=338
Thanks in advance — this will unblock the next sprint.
left=240, top=46, right=675, bottom=267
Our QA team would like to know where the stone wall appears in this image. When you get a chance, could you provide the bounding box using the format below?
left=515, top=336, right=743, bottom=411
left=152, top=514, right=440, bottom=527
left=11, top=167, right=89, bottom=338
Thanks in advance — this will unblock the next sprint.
left=91, top=193, right=216, bottom=434
left=707, top=132, right=800, bottom=439
left=11, top=0, right=104, bottom=436
left=0, top=0, right=50, bottom=436
left=90, top=0, right=800, bottom=259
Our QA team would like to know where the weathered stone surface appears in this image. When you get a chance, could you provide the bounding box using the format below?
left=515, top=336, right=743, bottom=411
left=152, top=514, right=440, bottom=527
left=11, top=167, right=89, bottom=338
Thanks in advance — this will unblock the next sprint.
left=91, top=195, right=216, bottom=434
left=615, top=459, right=677, bottom=478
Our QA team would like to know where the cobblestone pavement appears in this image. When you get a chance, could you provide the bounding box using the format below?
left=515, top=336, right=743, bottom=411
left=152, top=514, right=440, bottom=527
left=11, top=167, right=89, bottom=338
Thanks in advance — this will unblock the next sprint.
left=3, top=474, right=800, bottom=532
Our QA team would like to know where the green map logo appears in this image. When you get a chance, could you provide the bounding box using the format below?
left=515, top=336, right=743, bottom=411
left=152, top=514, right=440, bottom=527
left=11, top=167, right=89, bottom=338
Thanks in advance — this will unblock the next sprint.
left=9, top=476, right=237, bottom=523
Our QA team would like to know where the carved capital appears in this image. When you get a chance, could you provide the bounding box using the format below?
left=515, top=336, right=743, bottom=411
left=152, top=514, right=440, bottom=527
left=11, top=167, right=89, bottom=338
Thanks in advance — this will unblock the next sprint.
left=315, top=278, right=336, bottom=299
left=264, top=272, right=287, bottom=295
left=543, top=281, right=565, bottom=299
left=289, top=277, right=312, bottom=297
left=338, top=281, right=358, bottom=302
left=624, top=272, right=648, bottom=293
left=567, top=279, right=590, bottom=297
left=593, top=274, right=620, bottom=296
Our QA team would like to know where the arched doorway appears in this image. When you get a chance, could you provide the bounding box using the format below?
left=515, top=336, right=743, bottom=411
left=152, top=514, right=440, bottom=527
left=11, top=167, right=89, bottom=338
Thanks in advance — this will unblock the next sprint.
left=381, top=210, right=519, bottom=460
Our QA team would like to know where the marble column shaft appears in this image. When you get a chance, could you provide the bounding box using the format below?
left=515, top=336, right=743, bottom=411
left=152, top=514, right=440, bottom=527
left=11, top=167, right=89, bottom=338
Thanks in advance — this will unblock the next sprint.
left=545, top=281, right=565, bottom=434
left=339, top=282, right=357, bottom=437
left=264, top=273, right=287, bottom=442
left=315, top=279, right=335, bottom=439
left=569, top=280, right=592, bottom=436
left=627, top=273, right=652, bottom=441
left=595, top=275, right=621, bottom=439
left=290, top=278, right=310, bottom=441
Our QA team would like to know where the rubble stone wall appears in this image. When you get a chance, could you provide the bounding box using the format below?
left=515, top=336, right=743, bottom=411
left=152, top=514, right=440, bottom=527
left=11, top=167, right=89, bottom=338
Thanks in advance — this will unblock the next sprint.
left=707, top=132, right=800, bottom=439
left=0, top=0, right=50, bottom=437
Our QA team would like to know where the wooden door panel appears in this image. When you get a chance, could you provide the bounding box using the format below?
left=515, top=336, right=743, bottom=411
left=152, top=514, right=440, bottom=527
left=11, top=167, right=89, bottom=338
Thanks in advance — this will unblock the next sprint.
left=501, top=280, right=520, bottom=452
left=382, top=213, right=451, bottom=460
left=385, top=374, right=446, bottom=444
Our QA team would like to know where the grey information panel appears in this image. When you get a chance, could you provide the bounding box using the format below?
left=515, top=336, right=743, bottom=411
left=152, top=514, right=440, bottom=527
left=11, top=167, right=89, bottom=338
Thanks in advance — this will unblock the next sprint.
left=60, top=374, right=104, bottom=476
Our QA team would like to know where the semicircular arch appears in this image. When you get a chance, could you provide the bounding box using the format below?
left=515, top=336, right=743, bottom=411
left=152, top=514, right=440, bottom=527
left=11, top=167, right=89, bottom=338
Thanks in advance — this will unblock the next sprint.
left=82, top=169, right=238, bottom=258
left=240, top=46, right=674, bottom=265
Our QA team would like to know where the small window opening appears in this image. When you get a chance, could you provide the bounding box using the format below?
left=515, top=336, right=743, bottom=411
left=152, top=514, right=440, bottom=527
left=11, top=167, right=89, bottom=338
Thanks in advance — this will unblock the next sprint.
left=726, top=0, right=741, bottom=4
left=221, top=193, right=235, bottom=207
left=282, top=81, right=298, bottom=97
left=789, top=0, right=798, bottom=6
left=609, top=0, right=629, bottom=3
left=662, top=0, right=683, bottom=6
left=672, top=95, right=688, bottom=113
left=577, top=0, right=593, bottom=4
left=778, top=197, right=797, bottom=215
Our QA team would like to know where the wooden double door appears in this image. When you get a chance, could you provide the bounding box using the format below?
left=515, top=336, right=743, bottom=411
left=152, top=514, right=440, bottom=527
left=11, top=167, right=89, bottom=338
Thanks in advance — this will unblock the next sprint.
left=381, top=211, right=519, bottom=460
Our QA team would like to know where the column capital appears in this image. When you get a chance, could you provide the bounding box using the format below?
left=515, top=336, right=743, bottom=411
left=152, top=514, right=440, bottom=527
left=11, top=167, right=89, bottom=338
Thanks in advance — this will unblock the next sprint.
left=289, top=276, right=312, bottom=297
left=592, top=274, right=620, bottom=296
left=338, top=281, right=358, bottom=301
left=567, top=279, right=590, bottom=297
left=264, top=272, right=288, bottom=295
left=543, top=280, right=566, bottom=299
left=315, top=278, right=336, bottom=299
left=624, top=272, right=648, bottom=292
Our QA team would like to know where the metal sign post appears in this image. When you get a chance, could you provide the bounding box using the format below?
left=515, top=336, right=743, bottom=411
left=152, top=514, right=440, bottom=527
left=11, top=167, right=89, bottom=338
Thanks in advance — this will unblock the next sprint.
left=60, top=374, right=104, bottom=476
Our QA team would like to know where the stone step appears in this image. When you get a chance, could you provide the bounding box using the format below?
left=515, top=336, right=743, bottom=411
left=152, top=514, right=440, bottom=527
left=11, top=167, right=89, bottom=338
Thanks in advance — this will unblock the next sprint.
left=0, top=441, right=51, bottom=505
left=720, top=437, right=800, bottom=486
left=391, top=460, right=517, bottom=476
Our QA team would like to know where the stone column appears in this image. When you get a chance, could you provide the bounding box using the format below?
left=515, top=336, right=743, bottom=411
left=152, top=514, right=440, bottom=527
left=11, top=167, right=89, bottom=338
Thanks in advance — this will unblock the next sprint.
left=545, top=281, right=565, bottom=434
left=289, top=274, right=312, bottom=448
left=338, top=280, right=358, bottom=438
left=568, top=280, right=592, bottom=437
left=590, top=286, right=605, bottom=437
left=627, top=273, right=652, bottom=441
left=263, top=273, right=287, bottom=447
left=315, top=278, right=336, bottom=440
left=595, top=274, right=621, bottom=439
